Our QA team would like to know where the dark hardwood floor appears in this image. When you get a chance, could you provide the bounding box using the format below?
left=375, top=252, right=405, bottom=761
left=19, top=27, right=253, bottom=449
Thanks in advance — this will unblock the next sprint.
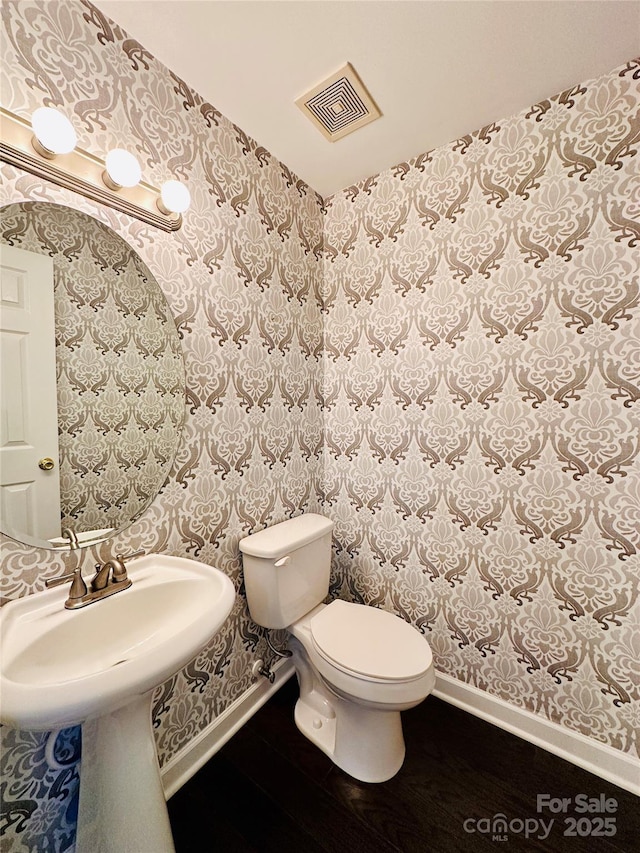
left=168, top=677, right=639, bottom=852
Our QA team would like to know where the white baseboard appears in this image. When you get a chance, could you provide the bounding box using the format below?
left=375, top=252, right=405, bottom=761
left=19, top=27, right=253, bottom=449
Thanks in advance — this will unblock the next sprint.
left=433, top=673, right=639, bottom=797
left=161, top=659, right=295, bottom=799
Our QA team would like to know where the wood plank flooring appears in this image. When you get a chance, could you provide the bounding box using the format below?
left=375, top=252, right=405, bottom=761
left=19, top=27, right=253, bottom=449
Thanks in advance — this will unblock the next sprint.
left=168, top=678, right=639, bottom=852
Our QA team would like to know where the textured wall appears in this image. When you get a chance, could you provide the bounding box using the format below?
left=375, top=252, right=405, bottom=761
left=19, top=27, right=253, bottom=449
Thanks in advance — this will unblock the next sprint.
left=323, top=59, right=640, bottom=757
left=1, top=202, right=185, bottom=536
left=0, top=1, right=323, bottom=850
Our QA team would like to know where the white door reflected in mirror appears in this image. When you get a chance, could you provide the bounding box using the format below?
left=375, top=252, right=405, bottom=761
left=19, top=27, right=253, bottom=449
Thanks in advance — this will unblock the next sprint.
left=0, top=244, right=61, bottom=539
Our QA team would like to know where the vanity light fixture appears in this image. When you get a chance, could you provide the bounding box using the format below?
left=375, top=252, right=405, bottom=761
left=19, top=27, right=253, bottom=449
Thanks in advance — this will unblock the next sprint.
left=0, top=106, right=187, bottom=231
left=159, top=180, right=191, bottom=215
left=31, top=107, right=77, bottom=158
left=104, top=148, right=142, bottom=190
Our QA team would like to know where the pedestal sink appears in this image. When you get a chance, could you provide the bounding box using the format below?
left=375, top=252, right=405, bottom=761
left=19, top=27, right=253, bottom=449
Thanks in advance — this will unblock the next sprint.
left=0, top=554, right=235, bottom=853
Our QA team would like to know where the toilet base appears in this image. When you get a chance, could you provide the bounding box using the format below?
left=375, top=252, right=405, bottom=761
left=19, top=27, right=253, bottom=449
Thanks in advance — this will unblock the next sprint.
left=294, top=691, right=405, bottom=783
left=290, top=639, right=406, bottom=783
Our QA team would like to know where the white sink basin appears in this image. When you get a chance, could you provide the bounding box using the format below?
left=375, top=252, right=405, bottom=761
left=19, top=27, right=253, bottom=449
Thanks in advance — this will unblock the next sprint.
left=0, top=554, right=235, bottom=731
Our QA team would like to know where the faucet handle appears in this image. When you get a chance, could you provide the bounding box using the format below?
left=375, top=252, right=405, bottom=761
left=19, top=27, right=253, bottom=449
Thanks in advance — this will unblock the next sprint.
left=112, top=549, right=145, bottom=579
left=45, top=567, right=88, bottom=601
left=117, top=548, right=145, bottom=563
left=46, top=570, right=77, bottom=588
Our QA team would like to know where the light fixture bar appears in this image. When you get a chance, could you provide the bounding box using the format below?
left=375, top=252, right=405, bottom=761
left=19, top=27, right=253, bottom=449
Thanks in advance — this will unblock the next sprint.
left=0, top=107, right=182, bottom=232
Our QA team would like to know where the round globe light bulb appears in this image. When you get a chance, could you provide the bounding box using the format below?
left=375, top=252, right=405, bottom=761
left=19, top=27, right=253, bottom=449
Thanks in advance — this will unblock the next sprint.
left=160, top=180, right=191, bottom=214
left=105, top=149, right=142, bottom=188
left=31, top=107, right=77, bottom=156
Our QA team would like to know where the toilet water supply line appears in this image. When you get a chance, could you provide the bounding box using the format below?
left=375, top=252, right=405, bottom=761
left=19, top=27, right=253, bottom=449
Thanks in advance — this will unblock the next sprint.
left=253, top=632, right=293, bottom=683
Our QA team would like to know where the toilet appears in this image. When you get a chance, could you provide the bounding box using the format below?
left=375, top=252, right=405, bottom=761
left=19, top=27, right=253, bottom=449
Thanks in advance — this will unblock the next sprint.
left=239, top=513, right=435, bottom=783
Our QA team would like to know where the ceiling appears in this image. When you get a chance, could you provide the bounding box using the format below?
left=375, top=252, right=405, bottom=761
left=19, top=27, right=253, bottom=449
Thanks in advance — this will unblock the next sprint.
left=96, top=1, right=640, bottom=198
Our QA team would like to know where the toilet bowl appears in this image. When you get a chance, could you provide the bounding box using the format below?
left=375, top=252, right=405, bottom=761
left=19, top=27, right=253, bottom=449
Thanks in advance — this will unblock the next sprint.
left=239, top=513, right=435, bottom=783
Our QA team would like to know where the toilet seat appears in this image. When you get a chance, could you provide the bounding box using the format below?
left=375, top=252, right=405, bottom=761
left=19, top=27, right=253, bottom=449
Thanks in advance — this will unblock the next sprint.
left=309, top=600, right=432, bottom=683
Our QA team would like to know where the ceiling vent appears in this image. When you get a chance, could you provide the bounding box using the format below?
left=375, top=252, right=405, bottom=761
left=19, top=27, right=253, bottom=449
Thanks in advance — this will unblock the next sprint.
left=296, top=63, right=381, bottom=142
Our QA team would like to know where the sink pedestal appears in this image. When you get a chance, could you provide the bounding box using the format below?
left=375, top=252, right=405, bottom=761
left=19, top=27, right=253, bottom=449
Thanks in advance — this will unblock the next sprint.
left=75, top=691, right=175, bottom=853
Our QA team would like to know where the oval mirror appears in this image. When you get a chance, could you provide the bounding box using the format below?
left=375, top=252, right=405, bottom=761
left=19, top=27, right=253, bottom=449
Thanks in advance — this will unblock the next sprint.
left=0, top=202, right=185, bottom=551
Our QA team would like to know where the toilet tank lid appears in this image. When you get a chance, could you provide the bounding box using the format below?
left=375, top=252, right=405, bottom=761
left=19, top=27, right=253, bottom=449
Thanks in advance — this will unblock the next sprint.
left=239, top=513, right=334, bottom=559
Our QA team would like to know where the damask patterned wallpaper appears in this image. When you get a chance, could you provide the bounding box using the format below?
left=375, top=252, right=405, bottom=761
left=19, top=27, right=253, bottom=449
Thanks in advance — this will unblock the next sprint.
left=323, top=59, right=640, bottom=759
left=1, top=202, right=185, bottom=537
left=0, top=1, right=638, bottom=850
left=0, top=1, right=323, bottom=850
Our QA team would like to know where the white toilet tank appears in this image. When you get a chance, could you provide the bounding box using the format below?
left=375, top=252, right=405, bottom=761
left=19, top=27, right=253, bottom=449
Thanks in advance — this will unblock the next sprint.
left=239, top=513, right=334, bottom=628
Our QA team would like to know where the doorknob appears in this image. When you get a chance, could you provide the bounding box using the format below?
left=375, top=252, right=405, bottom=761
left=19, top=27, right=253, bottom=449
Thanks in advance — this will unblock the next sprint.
left=38, top=457, right=55, bottom=471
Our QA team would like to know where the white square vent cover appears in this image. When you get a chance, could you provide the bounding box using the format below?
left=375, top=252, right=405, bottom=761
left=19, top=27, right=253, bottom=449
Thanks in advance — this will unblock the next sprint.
left=296, top=62, right=381, bottom=142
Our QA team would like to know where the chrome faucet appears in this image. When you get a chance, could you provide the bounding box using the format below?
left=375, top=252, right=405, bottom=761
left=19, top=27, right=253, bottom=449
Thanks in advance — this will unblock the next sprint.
left=45, top=549, right=145, bottom=609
